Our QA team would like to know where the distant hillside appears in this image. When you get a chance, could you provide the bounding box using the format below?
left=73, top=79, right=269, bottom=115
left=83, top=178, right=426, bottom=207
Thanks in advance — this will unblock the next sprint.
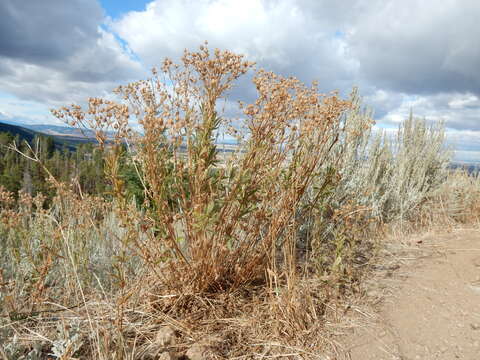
left=448, top=162, right=480, bottom=175
left=26, top=124, right=97, bottom=138
left=0, top=122, right=38, bottom=144
left=0, top=122, right=96, bottom=150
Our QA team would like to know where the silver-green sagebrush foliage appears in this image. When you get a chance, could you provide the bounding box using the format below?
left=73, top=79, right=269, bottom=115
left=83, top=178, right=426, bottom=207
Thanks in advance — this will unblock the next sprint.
left=322, top=93, right=451, bottom=223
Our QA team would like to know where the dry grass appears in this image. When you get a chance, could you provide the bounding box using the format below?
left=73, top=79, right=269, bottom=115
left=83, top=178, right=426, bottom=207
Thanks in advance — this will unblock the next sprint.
left=1, top=44, right=477, bottom=359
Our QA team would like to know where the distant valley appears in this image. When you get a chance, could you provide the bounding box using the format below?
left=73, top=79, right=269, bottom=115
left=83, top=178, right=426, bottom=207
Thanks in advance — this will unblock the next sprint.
left=0, top=121, right=97, bottom=150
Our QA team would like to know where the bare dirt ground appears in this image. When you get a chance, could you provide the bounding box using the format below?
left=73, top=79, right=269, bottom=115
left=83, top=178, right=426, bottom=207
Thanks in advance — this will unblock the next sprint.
left=338, top=227, right=480, bottom=360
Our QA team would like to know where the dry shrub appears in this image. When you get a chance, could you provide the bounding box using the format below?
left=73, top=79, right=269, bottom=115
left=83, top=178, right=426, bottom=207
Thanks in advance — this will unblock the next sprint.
left=35, top=44, right=352, bottom=358
left=53, top=43, right=350, bottom=296
left=416, top=168, right=480, bottom=227
left=0, top=44, right=461, bottom=359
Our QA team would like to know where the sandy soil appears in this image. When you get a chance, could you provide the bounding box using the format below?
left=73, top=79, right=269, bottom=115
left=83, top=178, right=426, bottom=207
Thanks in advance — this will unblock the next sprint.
left=340, top=228, right=480, bottom=360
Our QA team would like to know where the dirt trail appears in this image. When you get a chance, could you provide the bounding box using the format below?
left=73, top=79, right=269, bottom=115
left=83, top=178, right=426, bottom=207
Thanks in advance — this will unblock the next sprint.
left=342, top=228, right=480, bottom=360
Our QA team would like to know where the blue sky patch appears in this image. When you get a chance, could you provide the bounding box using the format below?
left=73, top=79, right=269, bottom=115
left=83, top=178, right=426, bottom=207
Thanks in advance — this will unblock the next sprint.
left=100, top=0, right=150, bottom=19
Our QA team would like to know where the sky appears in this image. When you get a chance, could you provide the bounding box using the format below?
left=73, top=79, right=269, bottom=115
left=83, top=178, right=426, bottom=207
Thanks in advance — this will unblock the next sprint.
left=0, top=0, right=479, bottom=162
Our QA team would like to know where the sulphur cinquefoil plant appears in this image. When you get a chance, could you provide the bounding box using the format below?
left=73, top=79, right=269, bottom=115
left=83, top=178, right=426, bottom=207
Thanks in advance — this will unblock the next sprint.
left=53, top=44, right=350, bottom=295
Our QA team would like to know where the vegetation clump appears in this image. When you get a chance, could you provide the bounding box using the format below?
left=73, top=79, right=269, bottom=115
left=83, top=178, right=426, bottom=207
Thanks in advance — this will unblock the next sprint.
left=0, top=44, right=466, bottom=359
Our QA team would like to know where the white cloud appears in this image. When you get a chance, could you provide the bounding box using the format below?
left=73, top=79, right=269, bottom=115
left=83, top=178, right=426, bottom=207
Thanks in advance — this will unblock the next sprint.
left=112, top=0, right=357, bottom=95
left=0, top=28, right=144, bottom=107
left=370, top=91, right=480, bottom=133
left=347, top=0, right=480, bottom=94
left=0, top=93, right=60, bottom=124
left=446, top=129, right=480, bottom=162
left=0, top=0, right=146, bottom=119
left=448, top=94, right=480, bottom=110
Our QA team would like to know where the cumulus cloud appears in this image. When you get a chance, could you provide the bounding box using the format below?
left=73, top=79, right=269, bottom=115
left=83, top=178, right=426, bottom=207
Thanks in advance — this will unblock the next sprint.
left=369, top=91, right=480, bottom=132
left=0, top=0, right=103, bottom=63
left=446, top=129, right=480, bottom=163
left=0, top=0, right=144, bottom=106
left=0, top=93, right=60, bottom=124
left=112, top=0, right=357, bottom=96
left=347, top=0, right=480, bottom=95
left=111, top=0, right=480, bottom=124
